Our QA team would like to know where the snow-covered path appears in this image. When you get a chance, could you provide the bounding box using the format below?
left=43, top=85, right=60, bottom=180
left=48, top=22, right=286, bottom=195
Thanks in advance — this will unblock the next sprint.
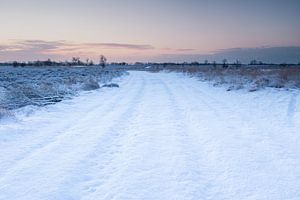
left=1, top=71, right=300, bottom=200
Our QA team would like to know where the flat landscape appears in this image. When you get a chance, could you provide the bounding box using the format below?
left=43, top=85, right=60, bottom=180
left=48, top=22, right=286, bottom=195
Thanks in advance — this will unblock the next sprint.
left=1, top=0, right=300, bottom=199
left=1, top=71, right=299, bottom=200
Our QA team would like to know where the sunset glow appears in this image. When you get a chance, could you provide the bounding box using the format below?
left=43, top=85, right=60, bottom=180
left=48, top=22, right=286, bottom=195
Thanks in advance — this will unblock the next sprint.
left=0, top=0, right=299, bottom=62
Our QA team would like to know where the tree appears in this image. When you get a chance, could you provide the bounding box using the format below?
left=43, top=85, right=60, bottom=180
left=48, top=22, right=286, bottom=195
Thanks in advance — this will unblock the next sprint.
left=99, top=55, right=107, bottom=68
left=222, top=59, right=228, bottom=68
left=213, top=61, right=217, bottom=69
left=45, top=59, right=52, bottom=66
left=234, top=59, right=241, bottom=67
left=72, top=57, right=81, bottom=65
left=12, top=61, right=19, bottom=67
left=88, top=60, right=94, bottom=66
left=250, top=59, right=257, bottom=65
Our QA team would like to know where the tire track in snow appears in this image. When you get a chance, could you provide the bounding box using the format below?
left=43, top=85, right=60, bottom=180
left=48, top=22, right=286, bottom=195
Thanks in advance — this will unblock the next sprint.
left=0, top=74, right=134, bottom=177
left=85, top=73, right=214, bottom=200
left=66, top=74, right=147, bottom=199
left=158, top=77, right=218, bottom=199
left=0, top=73, right=144, bottom=199
left=1, top=71, right=300, bottom=200
left=78, top=73, right=170, bottom=200
left=160, top=75, right=234, bottom=199
left=76, top=73, right=203, bottom=199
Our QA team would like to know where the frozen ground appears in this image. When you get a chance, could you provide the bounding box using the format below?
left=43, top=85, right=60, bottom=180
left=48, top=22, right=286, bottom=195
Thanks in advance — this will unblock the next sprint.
left=0, top=66, right=124, bottom=111
left=0, top=71, right=300, bottom=200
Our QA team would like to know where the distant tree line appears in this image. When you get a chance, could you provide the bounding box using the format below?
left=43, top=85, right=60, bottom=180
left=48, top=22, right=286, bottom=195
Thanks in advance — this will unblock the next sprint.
left=0, top=55, right=107, bottom=68
left=132, top=60, right=299, bottom=67
left=0, top=57, right=299, bottom=68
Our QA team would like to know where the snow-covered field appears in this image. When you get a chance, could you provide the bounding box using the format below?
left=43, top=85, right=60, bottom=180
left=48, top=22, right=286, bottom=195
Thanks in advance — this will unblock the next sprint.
left=0, top=71, right=300, bottom=200
left=0, top=66, right=124, bottom=111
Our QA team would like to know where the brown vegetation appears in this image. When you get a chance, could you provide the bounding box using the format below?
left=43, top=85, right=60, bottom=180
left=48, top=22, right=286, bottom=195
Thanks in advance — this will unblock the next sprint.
left=163, top=64, right=300, bottom=91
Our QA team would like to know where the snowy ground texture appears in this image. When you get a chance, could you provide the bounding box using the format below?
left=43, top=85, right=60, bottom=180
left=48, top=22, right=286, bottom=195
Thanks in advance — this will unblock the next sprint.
left=0, top=66, right=124, bottom=111
left=0, top=71, right=300, bottom=200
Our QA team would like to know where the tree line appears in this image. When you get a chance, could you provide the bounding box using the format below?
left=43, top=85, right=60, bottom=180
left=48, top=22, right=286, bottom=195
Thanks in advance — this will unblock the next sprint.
left=0, top=55, right=107, bottom=68
left=0, top=57, right=299, bottom=68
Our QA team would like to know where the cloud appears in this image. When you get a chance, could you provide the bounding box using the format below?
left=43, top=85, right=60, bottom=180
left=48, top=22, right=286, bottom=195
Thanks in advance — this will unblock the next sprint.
left=18, top=40, right=67, bottom=50
left=0, top=40, right=154, bottom=61
left=0, top=45, right=7, bottom=51
left=0, top=40, right=66, bottom=53
left=211, top=46, right=300, bottom=63
left=175, top=48, right=196, bottom=52
left=83, top=43, right=154, bottom=50
left=159, top=48, right=196, bottom=52
left=0, top=40, right=154, bottom=52
left=154, top=46, right=300, bottom=63
left=0, top=40, right=68, bottom=61
left=0, top=44, right=20, bottom=51
left=1, top=40, right=300, bottom=63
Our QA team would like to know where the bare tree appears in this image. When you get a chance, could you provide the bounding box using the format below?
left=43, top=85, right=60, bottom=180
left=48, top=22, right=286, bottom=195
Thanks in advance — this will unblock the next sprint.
left=72, top=57, right=81, bottom=65
left=213, top=61, right=217, bottom=69
left=234, top=59, right=242, bottom=67
left=250, top=59, right=256, bottom=65
left=222, top=59, right=228, bottom=68
left=99, top=55, right=107, bottom=68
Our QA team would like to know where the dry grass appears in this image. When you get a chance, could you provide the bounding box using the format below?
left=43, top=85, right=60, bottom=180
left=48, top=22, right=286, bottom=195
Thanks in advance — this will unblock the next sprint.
left=163, top=64, right=300, bottom=91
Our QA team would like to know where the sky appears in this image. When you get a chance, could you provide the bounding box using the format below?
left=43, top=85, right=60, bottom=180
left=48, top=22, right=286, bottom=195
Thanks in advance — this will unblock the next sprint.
left=0, top=0, right=300, bottom=63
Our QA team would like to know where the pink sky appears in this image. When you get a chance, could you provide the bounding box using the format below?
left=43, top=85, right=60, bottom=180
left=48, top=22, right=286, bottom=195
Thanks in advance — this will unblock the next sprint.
left=0, top=0, right=299, bottom=62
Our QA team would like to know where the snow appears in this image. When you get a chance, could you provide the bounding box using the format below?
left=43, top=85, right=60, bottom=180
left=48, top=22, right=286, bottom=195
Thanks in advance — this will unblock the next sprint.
left=0, top=66, right=124, bottom=110
left=0, top=71, right=300, bottom=200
